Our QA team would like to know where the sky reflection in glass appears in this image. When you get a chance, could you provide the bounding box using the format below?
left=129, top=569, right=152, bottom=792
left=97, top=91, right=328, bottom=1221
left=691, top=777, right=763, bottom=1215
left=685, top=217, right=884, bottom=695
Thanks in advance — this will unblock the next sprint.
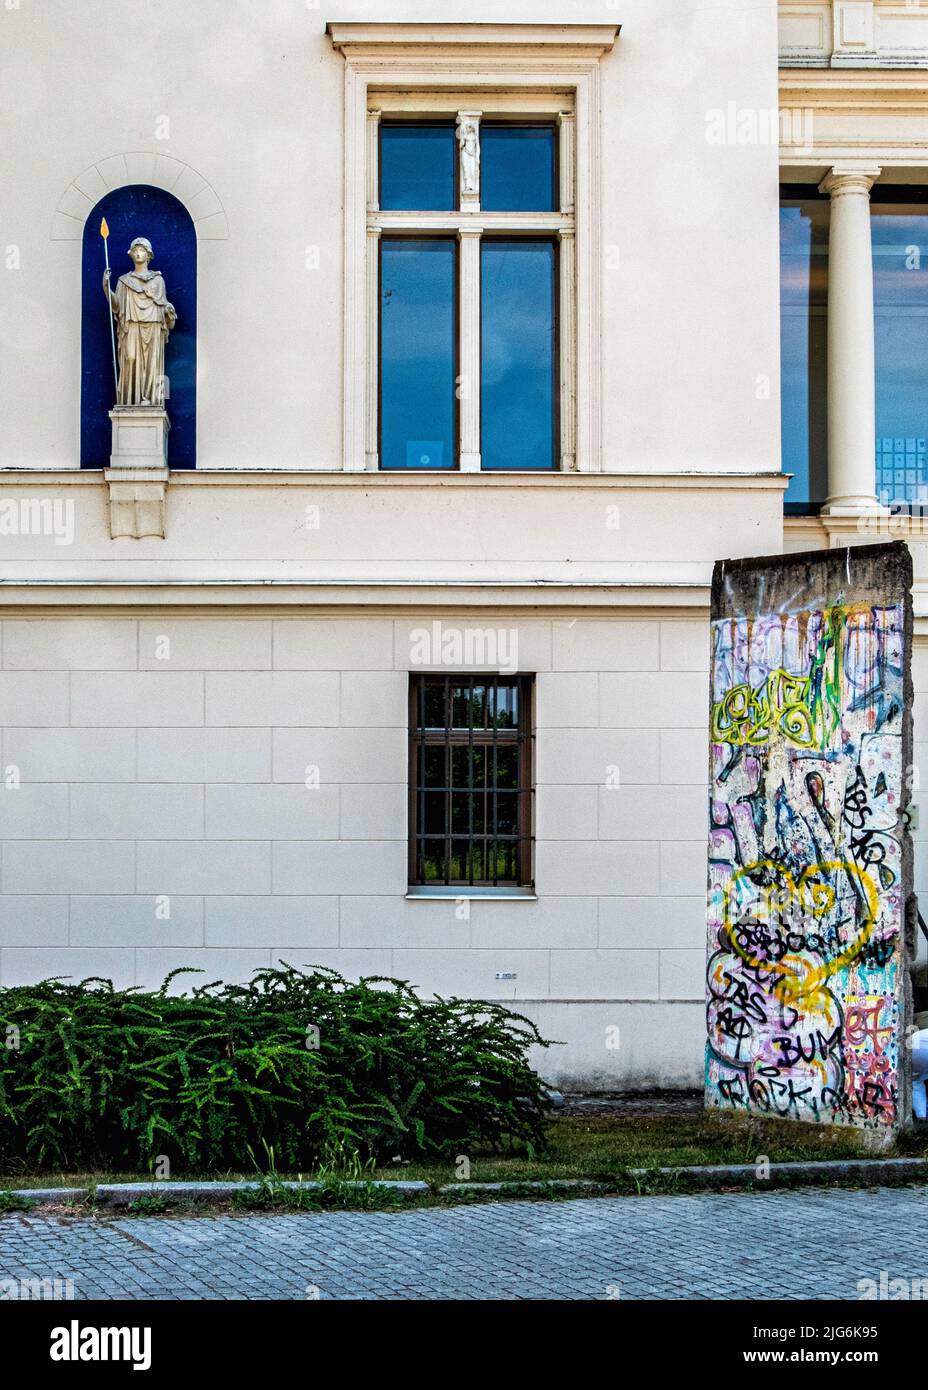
left=780, top=199, right=828, bottom=508
left=872, top=204, right=928, bottom=504
left=380, top=239, right=456, bottom=470
left=480, top=126, right=556, bottom=212
left=481, top=240, right=556, bottom=470
left=380, top=125, right=456, bottom=211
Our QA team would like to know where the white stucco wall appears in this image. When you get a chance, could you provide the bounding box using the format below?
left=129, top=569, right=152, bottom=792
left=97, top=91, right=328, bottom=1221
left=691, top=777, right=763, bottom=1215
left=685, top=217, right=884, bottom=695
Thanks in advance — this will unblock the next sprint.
left=0, top=0, right=827, bottom=1091
left=0, top=610, right=709, bottom=1085
left=0, top=0, right=782, bottom=476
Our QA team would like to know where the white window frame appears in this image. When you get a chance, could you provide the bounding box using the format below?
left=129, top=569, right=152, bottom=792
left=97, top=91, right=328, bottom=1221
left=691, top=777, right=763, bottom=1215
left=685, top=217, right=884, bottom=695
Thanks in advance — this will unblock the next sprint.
left=327, top=23, right=620, bottom=475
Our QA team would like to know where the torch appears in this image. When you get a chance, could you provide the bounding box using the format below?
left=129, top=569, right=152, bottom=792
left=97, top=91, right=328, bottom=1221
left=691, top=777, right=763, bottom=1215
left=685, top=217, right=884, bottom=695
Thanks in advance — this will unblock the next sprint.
left=100, top=218, right=118, bottom=397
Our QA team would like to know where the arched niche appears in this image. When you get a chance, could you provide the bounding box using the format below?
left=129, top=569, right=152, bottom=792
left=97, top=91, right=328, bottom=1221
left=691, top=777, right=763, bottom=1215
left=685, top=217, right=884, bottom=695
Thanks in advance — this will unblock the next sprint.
left=81, top=185, right=197, bottom=469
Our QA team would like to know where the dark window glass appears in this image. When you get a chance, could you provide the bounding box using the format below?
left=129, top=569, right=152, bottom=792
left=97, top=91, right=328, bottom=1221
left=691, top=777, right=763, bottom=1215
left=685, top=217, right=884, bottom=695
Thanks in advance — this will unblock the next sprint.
left=780, top=196, right=829, bottom=509
left=872, top=202, right=928, bottom=506
left=380, top=239, right=456, bottom=470
left=409, top=675, right=534, bottom=888
left=481, top=240, right=556, bottom=470
left=481, top=125, right=556, bottom=212
left=380, top=124, right=456, bottom=211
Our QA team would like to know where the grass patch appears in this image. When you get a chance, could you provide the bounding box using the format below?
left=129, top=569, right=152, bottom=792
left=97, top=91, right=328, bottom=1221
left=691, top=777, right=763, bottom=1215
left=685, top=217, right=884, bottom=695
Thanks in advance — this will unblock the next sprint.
left=3, top=1109, right=926, bottom=1214
left=385, top=1109, right=915, bottom=1184
left=0, top=1189, right=35, bottom=1213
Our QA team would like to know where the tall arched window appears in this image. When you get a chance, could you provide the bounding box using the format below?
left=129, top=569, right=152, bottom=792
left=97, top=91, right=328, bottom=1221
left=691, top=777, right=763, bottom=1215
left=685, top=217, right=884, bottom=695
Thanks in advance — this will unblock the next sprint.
left=81, top=185, right=196, bottom=469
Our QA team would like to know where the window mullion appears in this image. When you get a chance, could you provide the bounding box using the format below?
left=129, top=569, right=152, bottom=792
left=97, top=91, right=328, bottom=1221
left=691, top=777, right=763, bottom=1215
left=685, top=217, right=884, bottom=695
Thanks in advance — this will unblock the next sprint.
left=458, top=225, right=482, bottom=471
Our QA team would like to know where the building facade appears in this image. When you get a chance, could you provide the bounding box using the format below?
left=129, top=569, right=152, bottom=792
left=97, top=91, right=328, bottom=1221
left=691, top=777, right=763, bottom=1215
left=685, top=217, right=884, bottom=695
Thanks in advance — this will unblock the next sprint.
left=0, top=0, right=926, bottom=1089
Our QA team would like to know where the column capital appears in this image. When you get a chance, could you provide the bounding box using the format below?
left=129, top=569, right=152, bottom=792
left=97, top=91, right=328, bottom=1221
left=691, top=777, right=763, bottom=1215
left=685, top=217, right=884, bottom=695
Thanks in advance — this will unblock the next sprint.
left=456, top=224, right=484, bottom=240
left=819, top=166, right=882, bottom=199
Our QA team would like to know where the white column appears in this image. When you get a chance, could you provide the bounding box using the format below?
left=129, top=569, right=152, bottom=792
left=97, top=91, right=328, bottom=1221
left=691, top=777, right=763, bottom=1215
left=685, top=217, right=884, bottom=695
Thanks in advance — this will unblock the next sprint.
left=819, top=165, right=882, bottom=515
left=458, top=227, right=482, bottom=471
left=365, top=226, right=380, bottom=470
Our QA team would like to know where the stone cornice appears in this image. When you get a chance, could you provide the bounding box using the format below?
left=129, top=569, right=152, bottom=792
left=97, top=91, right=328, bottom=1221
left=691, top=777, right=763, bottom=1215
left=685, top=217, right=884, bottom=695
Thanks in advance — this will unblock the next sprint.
left=326, top=23, right=621, bottom=57
left=779, top=67, right=928, bottom=174
left=0, top=469, right=790, bottom=491
left=0, top=579, right=710, bottom=614
left=779, top=67, right=928, bottom=107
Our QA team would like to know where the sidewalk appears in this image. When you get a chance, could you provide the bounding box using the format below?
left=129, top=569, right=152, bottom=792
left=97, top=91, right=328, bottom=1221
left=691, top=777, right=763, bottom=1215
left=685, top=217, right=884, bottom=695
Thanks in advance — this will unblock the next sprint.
left=1, top=1185, right=925, bottom=1300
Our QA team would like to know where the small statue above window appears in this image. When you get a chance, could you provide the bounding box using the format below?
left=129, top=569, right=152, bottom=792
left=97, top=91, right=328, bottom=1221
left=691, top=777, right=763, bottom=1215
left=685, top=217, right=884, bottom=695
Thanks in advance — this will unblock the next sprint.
left=103, top=236, right=176, bottom=407
left=456, top=113, right=480, bottom=203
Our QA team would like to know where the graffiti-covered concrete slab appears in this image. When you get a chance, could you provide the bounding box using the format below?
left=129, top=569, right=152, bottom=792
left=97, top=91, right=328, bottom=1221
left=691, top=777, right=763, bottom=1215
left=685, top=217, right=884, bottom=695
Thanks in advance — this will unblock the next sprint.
left=706, top=542, right=914, bottom=1137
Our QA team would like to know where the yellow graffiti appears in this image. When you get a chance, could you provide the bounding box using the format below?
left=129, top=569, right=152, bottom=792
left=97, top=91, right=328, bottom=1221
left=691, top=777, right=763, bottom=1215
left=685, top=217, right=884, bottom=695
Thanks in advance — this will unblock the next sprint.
left=711, top=669, right=817, bottom=748
left=722, top=858, right=879, bottom=1007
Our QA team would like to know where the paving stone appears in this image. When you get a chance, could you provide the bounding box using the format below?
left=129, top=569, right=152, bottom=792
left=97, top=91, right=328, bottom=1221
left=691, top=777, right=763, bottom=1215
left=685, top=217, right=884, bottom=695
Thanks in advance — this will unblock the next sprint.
left=0, top=1188, right=925, bottom=1299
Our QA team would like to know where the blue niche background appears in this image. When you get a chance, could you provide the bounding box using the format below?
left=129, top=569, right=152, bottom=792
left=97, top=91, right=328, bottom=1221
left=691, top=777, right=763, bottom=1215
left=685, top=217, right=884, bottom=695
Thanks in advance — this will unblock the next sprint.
left=81, top=185, right=197, bottom=469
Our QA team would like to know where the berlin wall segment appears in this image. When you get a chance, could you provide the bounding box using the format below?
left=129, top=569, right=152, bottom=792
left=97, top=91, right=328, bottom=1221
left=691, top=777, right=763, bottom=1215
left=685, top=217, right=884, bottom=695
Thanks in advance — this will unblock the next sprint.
left=705, top=541, right=915, bottom=1140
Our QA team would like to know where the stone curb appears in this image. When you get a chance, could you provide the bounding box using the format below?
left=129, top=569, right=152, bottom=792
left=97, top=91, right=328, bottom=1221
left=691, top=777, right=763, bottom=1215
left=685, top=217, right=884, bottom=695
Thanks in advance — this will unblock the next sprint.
left=2, top=1187, right=87, bottom=1204
left=436, top=1179, right=608, bottom=1194
left=5, top=1157, right=928, bottom=1209
left=94, top=1180, right=430, bottom=1206
left=625, top=1157, right=928, bottom=1186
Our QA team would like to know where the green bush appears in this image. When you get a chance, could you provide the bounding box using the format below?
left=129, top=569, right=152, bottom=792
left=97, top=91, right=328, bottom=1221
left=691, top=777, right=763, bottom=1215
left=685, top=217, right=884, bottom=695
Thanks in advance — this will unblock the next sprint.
left=0, top=964, right=553, bottom=1172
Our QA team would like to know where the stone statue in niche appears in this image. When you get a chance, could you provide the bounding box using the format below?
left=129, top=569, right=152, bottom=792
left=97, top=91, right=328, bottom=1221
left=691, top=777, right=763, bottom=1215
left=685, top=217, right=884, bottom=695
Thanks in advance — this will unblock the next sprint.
left=103, top=237, right=176, bottom=407
left=456, top=115, right=480, bottom=199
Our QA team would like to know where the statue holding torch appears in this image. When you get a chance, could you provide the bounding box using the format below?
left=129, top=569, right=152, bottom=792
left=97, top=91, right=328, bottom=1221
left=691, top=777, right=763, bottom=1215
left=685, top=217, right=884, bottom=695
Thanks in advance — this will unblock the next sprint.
left=101, top=222, right=176, bottom=408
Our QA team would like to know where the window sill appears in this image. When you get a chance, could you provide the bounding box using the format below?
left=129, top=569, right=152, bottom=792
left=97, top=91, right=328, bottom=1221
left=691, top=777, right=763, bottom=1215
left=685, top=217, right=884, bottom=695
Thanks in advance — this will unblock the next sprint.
left=405, top=886, right=537, bottom=901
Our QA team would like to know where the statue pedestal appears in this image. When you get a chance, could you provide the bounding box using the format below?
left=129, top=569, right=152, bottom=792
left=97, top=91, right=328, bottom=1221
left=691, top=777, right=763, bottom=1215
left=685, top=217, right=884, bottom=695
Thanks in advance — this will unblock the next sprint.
left=108, top=406, right=170, bottom=469
left=104, top=407, right=170, bottom=539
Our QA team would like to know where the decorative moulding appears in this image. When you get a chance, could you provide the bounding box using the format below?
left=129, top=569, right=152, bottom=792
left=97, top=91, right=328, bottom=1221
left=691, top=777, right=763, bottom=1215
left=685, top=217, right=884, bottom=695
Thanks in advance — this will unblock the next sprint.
left=778, top=68, right=928, bottom=175
left=779, top=0, right=928, bottom=69
left=0, top=469, right=789, bottom=491
left=833, top=0, right=876, bottom=60
left=103, top=468, right=169, bottom=540
left=51, top=153, right=228, bottom=241
left=326, top=23, right=620, bottom=55
left=328, top=20, right=620, bottom=476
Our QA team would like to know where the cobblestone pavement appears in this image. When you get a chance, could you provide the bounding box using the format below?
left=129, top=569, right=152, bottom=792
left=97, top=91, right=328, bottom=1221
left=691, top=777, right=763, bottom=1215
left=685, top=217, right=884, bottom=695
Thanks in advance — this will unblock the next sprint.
left=0, top=1186, right=925, bottom=1300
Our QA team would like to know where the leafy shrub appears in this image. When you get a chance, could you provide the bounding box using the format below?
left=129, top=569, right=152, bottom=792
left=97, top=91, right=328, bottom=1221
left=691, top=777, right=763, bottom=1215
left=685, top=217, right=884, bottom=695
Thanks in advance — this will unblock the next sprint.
left=0, top=964, right=553, bottom=1172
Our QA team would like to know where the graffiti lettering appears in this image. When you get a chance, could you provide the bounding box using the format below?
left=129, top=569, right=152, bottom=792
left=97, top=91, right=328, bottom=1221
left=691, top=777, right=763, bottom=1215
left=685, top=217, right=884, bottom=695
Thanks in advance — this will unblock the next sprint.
left=706, top=575, right=911, bottom=1135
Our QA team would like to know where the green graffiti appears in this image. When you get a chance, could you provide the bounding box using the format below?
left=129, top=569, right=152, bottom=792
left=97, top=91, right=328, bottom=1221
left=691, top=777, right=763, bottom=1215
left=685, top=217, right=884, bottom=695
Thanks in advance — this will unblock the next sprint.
left=711, top=608, right=845, bottom=750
